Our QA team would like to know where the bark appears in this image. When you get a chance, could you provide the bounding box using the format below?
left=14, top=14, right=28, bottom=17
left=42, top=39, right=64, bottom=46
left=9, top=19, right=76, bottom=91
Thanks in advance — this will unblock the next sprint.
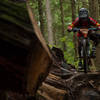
left=59, top=0, right=66, bottom=51
left=71, top=0, right=77, bottom=60
left=46, top=0, right=54, bottom=45
left=98, top=0, right=100, bottom=18
left=89, top=0, right=99, bottom=20
left=92, top=0, right=100, bottom=70
left=65, top=72, right=100, bottom=100
left=71, top=0, right=76, bottom=21
left=77, top=0, right=80, bottom=12
left=0, top=0, right=52, bottom=96
left=37, top=82, right=66, bottom=100
left=37, top=0, right=45, bottom=35
left=94, top=44, right=100, bottom=71
left=81, top=0, right=87, bottom=8
left=88, top=0, right=100, bottom=70
left=88, top=0, right=92, bottom=17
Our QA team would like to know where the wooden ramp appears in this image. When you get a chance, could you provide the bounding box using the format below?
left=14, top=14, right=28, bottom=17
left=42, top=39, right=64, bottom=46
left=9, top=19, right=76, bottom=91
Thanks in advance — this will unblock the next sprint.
left=0, top=0, right=52, bottom=95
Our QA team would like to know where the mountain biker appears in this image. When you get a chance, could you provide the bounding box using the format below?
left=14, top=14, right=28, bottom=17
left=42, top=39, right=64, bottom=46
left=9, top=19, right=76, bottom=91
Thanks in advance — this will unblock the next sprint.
left=67, top=8, right=100, bottom=69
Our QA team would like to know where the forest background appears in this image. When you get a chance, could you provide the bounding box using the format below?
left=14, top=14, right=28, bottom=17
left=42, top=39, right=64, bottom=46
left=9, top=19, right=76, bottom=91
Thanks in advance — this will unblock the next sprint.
left=29, top=0, right=100, bottom=68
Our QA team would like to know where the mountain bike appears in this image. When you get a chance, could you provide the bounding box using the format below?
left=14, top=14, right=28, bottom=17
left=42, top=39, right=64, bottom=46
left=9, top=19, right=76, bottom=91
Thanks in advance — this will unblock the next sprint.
left=72, top=27, right=98, bottom=73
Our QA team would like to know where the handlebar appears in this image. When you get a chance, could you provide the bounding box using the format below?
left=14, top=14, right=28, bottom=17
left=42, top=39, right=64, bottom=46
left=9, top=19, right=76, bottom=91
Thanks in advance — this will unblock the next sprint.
left=72, top=28, right=98, bottom=32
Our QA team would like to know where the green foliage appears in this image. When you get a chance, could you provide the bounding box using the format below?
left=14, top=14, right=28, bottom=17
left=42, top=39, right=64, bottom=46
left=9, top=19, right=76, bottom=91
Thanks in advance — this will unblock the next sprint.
left=59, top=36, right=66, bottom=42
left=50, top=0, right=77, bottom=66
left=29, top=0, right=87, bottom=67
left=48, top=44, right=57, bottom=49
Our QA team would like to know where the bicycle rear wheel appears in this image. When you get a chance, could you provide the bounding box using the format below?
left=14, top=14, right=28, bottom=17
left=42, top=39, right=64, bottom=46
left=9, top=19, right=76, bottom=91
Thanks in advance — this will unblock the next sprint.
left=82, top=39, right=88, bottom=73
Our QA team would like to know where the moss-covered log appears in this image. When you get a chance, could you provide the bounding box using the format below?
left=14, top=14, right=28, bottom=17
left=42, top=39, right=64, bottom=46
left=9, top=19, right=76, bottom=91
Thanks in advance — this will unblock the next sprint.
left=0, top=0, right=52, bottom=96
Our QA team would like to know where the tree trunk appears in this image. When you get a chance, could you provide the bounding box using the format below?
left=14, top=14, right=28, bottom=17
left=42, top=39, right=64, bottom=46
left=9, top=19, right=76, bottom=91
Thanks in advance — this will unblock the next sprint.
left=88, top=0, right=92, bottom=17
left=89, top=0, right=100, bottom=70
left=77, top=0, right=80, bottom=13
left=81, top=0, right=87, bottom=8
left=37, top=0, right=45, bottom=36
left=71, top=0, right=76, bottom=22
left=71, top=0, right=77, bottom=60
left=59, top=0, right=66, bottom=51
left=89, top=0, right=99, bottom=20
left=46, top=0, right=54, bottom=45
left=93, top=0, right=99, bottom=71
left=98, top=0, right=100, bottom=18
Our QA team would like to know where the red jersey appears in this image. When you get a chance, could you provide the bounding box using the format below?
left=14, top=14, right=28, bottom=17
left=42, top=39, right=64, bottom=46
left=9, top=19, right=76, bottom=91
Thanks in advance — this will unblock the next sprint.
left=68, top=17, right=100, bottom=37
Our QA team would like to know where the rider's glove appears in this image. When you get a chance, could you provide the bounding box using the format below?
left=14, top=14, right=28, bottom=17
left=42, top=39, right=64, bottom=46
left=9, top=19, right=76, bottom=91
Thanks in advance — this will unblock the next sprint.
left=67, top=26, right=72, bottom=32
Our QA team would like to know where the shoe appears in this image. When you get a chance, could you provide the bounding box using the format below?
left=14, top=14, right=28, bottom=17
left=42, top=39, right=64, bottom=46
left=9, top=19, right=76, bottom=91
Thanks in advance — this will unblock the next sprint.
left=78, top=62, right=83, bottom=70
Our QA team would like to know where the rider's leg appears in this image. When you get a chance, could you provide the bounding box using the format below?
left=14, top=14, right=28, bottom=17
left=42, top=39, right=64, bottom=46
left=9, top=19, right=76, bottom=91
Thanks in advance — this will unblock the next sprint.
left=91, top=43, right=96, bottom=58
left=89, top=33, right=97, bottom=58
left=94, top=33, right=100, bottom=46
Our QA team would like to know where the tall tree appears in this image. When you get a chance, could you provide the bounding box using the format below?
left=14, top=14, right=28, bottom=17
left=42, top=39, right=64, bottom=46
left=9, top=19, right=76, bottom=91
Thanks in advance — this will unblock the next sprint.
left=45, top=0, right=54, bottom=45
left=88, top=0, right=92, bottom=17
left=59, top=0, right=66, bottom=51
left=89, top=0, right=100, bottom=70
left=81, top=0, right=87, bottom=8
left=77, top=0, right=80, bottom=12
left=89, top=0, right=99, bottom=20
left=37, top=0, right=45, bottom=36
left=71, top=0, right=76, bottom=21
left=71, top=0, right=77, bottom=60
left=98, top=0, right=100, bottom=18
left=94, top=0, right=100, bottom=70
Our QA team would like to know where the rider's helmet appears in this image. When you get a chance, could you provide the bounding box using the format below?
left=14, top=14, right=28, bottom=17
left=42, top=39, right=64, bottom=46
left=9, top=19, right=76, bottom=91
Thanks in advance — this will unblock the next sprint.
left=79, top=8, right=89, bottom=21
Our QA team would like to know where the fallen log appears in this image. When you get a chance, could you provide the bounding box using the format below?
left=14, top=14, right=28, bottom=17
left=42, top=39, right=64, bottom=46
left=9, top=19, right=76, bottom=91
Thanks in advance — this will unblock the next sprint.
left=65, top=72, right=100, bottom=100
left=36, top=47, right=75, bottom=100
left=36, top=47, right=100, bottom=100
left=37, top=72, right=100, bottom=100
left=37, top=83, right=66, bottom=100
left=0, top=0, right=52, bottom=96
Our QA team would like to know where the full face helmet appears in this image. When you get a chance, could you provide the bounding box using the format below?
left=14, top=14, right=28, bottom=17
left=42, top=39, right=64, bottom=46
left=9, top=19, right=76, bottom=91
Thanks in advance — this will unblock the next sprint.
left=79, top=8, right=89, bottom=21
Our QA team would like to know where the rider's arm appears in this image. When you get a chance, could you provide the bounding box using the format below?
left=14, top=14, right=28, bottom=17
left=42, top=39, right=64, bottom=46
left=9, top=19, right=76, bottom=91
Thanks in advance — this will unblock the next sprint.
left=89, top=17, right=100, bottom=27
left=68, top=17, right=79, bottom=31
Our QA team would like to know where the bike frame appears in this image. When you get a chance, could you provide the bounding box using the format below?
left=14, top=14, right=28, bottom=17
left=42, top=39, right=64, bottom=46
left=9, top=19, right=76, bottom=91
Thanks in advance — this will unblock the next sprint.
left=81, top=37, right=90, bottom=73
left=72, top=28, right=98, bottom=73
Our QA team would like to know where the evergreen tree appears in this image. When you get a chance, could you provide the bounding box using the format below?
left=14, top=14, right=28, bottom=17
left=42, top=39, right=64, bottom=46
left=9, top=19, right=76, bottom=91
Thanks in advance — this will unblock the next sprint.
left=59, top=0, right=66, bottom=51
left=46, top=0, right=54, bottom=45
